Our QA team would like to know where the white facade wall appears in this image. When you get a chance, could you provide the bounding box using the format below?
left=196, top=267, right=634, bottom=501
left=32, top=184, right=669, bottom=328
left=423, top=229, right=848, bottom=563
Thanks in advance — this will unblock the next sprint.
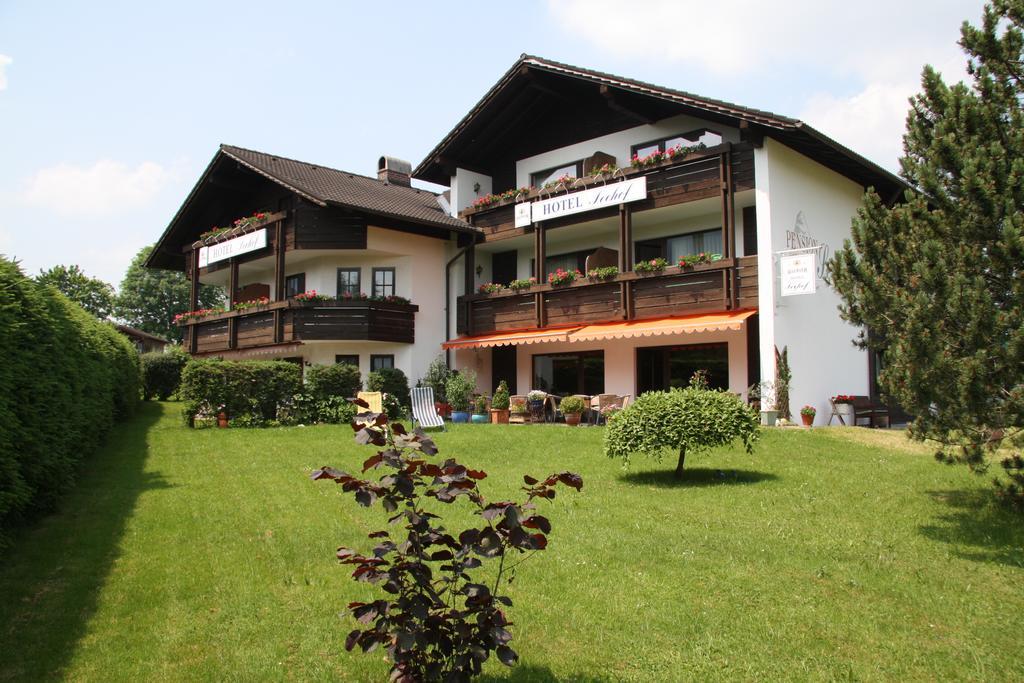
left=450, top=169, right=493, bottom=215
left=754, top=138, right=870, bottom=419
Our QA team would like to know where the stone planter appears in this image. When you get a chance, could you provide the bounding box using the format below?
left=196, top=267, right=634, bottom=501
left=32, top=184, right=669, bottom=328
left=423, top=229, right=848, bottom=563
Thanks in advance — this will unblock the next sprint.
left=761, top=410, right=778, bottom=427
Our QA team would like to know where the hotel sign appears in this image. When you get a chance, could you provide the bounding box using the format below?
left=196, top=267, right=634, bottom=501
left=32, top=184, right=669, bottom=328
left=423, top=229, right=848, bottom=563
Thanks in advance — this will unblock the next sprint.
left=780, top=252, right=817, bottom=297
left=198, top=228, right=268, bottom=267
left=515, top=177, right=647, bottom=227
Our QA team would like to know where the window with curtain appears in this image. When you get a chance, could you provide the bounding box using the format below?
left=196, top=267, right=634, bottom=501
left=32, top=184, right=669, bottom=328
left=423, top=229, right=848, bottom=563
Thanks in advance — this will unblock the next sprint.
left=666, top=229, right=723, bottom=261
left=336, top=268, right=360, bottom=296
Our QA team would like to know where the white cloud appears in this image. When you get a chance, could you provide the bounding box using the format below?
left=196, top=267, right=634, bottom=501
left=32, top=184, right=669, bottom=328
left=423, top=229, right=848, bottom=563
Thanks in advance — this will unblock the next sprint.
left=0, top=54, right=10, bottom=90
left=22, top=159, right=175, bottom=217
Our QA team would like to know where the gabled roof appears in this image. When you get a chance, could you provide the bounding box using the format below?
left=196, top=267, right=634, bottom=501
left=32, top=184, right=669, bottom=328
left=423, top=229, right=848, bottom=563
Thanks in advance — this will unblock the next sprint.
left=414, top=55, right=907, bottom=198
left=218, top=145, right=472, bottom=231
left=146, top=145, right=474, bottom=270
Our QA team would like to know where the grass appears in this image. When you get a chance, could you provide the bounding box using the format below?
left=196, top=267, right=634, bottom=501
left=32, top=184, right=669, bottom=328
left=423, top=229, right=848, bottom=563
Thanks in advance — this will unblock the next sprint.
left=1, top=402, right=1022, bottom=681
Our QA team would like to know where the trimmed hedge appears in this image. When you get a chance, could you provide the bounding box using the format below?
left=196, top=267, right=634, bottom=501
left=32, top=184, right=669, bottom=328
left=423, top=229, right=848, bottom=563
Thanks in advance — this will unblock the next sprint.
left=179, top=358, right=302, bottom=425
left=141, top=347, right=189, bottom=400
left=367, top=367, right=411, bottom=407
left=306, top=363, right=361, bottom=401
left=0, top=257, right=140, bottom=549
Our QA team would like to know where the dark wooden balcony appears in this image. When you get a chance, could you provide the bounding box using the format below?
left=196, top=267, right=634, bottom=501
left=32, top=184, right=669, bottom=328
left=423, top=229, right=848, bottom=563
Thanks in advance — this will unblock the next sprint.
left=181, top=299, right=419, bottom=354
left=457, top=256, right=757, bottom=337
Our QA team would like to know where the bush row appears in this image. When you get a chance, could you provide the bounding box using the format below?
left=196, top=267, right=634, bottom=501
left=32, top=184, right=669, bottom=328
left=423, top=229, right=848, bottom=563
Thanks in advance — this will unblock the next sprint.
left=140, top=347, right=189, bottom=400
left=0, top=257, right=140, bottom=549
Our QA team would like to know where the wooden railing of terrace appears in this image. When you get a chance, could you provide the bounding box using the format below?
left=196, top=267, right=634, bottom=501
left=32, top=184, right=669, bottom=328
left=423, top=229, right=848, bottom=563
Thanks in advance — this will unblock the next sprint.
left=457, top=256, right=757, bottom=336
left=181, top=299, right=419, bottom=355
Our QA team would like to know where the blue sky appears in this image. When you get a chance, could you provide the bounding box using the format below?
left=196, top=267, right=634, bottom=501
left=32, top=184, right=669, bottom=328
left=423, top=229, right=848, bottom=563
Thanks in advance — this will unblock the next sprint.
left=0, top=0, right=983, bottom=286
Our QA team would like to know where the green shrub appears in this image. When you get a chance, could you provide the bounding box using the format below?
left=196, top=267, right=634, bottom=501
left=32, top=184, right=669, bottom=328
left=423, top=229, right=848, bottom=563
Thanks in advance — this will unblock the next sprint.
left=179, top=359, right=301, bottom=426
left=279, top=394, right=358, bottom=426
left=0, top=256, right=139, bottom=548
left=367, top=367, right=410, bottom=408
left=420, top=355, right=451, bottom=404
left=491, top=380, right=510, bottom=410
left=604, top=387, right=759, bottom=478
left=306, top=363, right=361, bottom=401
left=140, top=347, right=188, bottom=400
left=445, top=370, right=477, bottom=412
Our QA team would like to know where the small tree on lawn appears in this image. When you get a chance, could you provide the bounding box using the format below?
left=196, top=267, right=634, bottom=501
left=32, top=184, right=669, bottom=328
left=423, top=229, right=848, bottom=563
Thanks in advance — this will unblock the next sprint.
left=604, top=387, right=760, bottom=479
left=828, top=1, right=1024, bottom=502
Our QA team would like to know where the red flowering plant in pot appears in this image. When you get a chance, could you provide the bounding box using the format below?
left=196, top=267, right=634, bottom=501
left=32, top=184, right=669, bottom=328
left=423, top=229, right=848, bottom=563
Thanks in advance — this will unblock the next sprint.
left=799, top=405, right=816, bottom=427
left=547, top=268, right=581, bottom=286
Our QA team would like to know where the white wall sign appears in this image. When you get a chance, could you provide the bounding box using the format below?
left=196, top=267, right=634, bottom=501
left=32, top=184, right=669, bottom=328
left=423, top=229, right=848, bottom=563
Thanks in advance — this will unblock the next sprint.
left=780, top=252, right=817, bottom=297
left=198, top=228, right=268, bottom=267
left=515, top=177, right=647, bottom=228
left=514, top=202, right=532, bottom=228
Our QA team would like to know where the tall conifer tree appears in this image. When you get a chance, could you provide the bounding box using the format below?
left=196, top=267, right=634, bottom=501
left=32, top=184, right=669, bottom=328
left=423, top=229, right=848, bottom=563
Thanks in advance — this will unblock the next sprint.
left=830, top=1, right=1024, bottom=502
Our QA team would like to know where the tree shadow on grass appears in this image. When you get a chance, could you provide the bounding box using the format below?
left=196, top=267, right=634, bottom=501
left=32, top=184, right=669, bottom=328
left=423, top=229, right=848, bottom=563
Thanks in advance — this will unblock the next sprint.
left=620, top=467, right=778, bottom=488
left=479, top=663, right=611, bottom=682
left=0, top=402, right=171, bottom=681
left=918, top=487, right=1024, bottom=568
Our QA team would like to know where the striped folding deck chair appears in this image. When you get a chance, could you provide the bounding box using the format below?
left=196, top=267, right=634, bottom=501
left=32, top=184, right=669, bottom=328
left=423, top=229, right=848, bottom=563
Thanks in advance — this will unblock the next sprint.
left=356, top=391, right=383, bottom=414
left=411, top=386, right=446, bottom=431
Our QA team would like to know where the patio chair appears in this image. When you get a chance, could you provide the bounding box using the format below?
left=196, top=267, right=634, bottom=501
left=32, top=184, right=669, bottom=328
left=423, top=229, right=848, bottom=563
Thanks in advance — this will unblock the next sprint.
left=509, top=395, right=529, bottom=423
left=356, top=391, right=383, bottom=414
left=410, top=386, right=445, bottom=431
left=593, top=394, right=623, bottom=425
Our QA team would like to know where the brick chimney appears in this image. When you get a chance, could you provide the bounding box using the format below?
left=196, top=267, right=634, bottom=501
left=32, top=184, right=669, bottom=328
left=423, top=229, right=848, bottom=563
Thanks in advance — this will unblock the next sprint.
left=377, top=156, right=412, bottom=187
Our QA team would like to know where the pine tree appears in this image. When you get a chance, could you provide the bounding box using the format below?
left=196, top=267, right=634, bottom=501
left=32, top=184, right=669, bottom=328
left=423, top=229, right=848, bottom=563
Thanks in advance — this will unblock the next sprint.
left=829, top=1, right=1024, bottom=502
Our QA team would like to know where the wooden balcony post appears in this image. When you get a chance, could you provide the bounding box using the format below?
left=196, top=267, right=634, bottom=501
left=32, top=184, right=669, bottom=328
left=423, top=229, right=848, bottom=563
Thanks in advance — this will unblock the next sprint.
left=273, top=220, right=285, bottom=302
left=534, top=223, right=546, bottom=328
left=619, top=204, right=632, bottom=319
left=188, top=249, right=200, bottom=354
left=719, top=153, right=730, bottom=260
left=464, top=243, right=475, bottom=298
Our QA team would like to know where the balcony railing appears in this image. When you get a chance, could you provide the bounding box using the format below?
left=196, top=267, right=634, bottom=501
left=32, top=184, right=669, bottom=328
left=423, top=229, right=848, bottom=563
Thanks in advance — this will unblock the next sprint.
left=457, top=256, right=757, bottom=336
left=181, top=299, right=419, bottom=354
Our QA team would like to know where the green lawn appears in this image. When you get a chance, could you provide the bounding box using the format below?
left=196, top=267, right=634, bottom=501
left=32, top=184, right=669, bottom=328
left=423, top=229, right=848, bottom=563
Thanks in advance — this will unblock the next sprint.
left=1, top=402, right=1022, bottom=681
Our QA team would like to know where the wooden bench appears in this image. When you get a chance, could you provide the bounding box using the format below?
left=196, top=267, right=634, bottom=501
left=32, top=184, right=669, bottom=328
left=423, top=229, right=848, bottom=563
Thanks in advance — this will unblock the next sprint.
left=830, top=395, right=890, bottom=427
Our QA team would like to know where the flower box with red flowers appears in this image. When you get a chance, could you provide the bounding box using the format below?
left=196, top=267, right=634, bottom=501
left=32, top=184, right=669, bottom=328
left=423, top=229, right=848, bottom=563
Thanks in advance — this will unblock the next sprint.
left=547, top=268, right=582, bottom=286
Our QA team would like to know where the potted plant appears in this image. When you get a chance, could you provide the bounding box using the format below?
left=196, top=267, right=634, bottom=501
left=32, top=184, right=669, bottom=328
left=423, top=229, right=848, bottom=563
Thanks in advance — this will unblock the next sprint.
left=527, top=390, right=547, bottom=420
left=490, top=380, right=510, bottom=424
left=559, top=395, right=586, bottom=426
left=510, top=397, right=528, bottom=423
left=832, top=394, right=856, bottom=425
left=471, top=395, right=489, bottom=423
left=800, top=405, right=817, bottom=427
left=445, top=370, right=476, bottom=424
left=216, top=404, right=229, bottom=429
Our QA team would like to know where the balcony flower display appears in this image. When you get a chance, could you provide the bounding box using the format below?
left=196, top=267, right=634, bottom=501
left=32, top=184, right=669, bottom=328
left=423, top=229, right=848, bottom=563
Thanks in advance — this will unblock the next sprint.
left=471, top=187, right=533, bottom=209
left=633, top=257, right=669, bottom=274
left=586, top=266, right=619, bottom=281
left=547, top=268, right=582, bottom=286
left=541, top=174, right=575, bottom=190
left=293, top=289, right=331, bottom=302
left=173, top=306, right=225, bottom=324
left=198, top=211, right=272, bottom=241
left=368, top=294, right=412, bottom=305
left=631, top=149, right=666, bottom=169
left=587, top=163, right=619, bottom=178
left=478, top=282, right=503, bottom=294
left=339, top=291, right=368, bottom=300
left=666, top=141, right=707, bottom=161
left=677, top=252, right=722, bottom=269
left=508, top=277, right=536, bottom=292
left=233, top=296, right=270, bottom=311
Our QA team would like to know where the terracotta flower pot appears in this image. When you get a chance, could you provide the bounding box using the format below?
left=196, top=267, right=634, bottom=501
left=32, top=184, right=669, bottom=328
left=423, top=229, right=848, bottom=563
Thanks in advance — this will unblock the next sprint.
left=490, top=409, right=510, bottom=424
left=801, top=413, right=814, bottom=427
left=565, top=412, right=582, bottom=426
left=217, top=411, right=229, bottom=428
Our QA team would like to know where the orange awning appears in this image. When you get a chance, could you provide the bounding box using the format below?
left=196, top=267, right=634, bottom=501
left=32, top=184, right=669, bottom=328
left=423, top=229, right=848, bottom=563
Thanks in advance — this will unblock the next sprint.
left=443, top=310, right=756, bottom=350
left=442, top=327, right=581, bottom=350
left=568, top=310, right=756, bottom=342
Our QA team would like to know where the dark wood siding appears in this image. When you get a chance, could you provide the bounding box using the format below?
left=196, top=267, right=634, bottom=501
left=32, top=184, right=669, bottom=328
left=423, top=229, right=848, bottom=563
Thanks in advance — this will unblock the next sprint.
left=293, top=202, right=367, bottom=249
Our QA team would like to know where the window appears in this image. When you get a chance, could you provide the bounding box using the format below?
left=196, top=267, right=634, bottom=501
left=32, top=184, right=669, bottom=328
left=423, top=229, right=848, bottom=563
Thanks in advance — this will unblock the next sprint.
left=370, top=354, right=394, bottom=372
left=285, top=273, right=306, bottom=298
left=530, top=160, right=583, bottom=188
left=635, top=228, right=723, bottom=262
left=631, top=128, right=723, bottom=158
left=532, top=351, right=604, bottom=397
left=637, top=343, right=728, bottom=394
left=336, top=268, right=361, bottom=297
left=372, top=268, right=395, bottom=298
left=529, top=249, right=590, bottom=279
left=335, top=355, right=359, bottom=366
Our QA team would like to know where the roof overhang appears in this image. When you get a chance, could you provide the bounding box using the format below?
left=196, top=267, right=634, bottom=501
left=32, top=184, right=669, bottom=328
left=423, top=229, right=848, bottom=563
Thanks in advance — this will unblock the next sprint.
left=413, top=55, right=908, bottom=199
